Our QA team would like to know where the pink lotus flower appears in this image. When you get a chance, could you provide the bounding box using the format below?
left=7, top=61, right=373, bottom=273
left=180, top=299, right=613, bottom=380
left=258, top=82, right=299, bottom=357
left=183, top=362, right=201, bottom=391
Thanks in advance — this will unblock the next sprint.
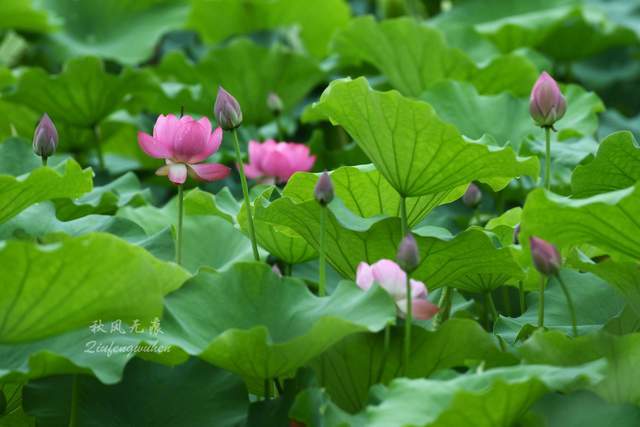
left=356, top=259, right=439, bottom=320
left=244, top=140, right=316, bottom=183
left=138, top=114, right=230, bottom=185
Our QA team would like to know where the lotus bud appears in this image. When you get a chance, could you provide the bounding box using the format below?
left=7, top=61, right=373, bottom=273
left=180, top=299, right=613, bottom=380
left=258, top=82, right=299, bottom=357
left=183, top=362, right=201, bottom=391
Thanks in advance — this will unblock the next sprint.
left=529, top=72, right=567, bottom=128
left=32, top=113, right=58, bottom=160
left=396, top=233, right=419, bottom=273
left=314, top=171, right=334, bottom=206
left=214, top=86, right=243, bottom=130
left=513, top=223, right=521, bottom=245
left=529, top=236, right=561, bottom=276
left=462, top=183, right=482, bottom=208
left=267, top=91, right=284, bottom=116
left=271, top=264, right=283, bottom=278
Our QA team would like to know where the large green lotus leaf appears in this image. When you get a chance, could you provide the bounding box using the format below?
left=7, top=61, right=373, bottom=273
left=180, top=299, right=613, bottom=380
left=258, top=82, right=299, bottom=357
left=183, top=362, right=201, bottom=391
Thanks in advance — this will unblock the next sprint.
left=53, top=172, right=150, bottom=221
left=521, top=185, right=640, bottom=261
left=421, top=81, right=603, bottom=150
left=0, top=159, right=92, bottom=224
left=433, top=0, right=636, bottom=61
left=309, top=77, right=539, bottom=197
left=256, top=196, right=523, bottom=289
left=571, top=131, right=640, bottom=197
left=6, top=56, right=151, bottom=129
left=0, top=233, right=188, bottom=343
left=332, top=16, right=538, bottom=97
left=37, top=0, right=189, bottom=65
left=284, top=165, right=465, bottom=227
left=188, top=0, right=350, bottom=58
left=22, top=358, right=248, bottom=427
left=0, top=0, right=53, bottom=32
left=154, top=38, right=326, bottom=124
left=291, top=362, right=605, bottom=427
left=0, top=100, right=39, bottom=142
left=520, top=331, right=640, bottom=404
left=495, top=269, right=625, bottom=343
left=571, top=252, right=640, bottom=316
left=311, top=319, right=515, bottom=412
left=158, top=262, right=396, bottom=382
left=0, top=137, right=69, bottom=176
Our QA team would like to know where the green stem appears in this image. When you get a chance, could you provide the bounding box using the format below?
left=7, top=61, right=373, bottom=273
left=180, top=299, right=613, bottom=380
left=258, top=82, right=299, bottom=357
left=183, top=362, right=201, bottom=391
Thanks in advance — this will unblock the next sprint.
left=399, top=196, right=409, bottom=236
left=319, top=206, right=327, bottom=296
left=518, top=280, right=526, bottom=314
left=403, top=273, right=412, bottom=376
left=538, top=275, right=546, bottom=328
left=232, top=129, right=260, bottom=261
left=176, top=185, right=184, bottom=266
left=433, top=286, right=452, bottom=329
left=275, top=116, right=285, bottom=141
left=69, top=375, right=78, bottom=427
left=486, top=292, right=499, bottom=325
left=544, top=126, right=551, bottom=190
left=42, top=156, right=48, bottom=167
left=93, top=124, right=105, bottom=171
left=556, top=273, right=578, bottom=337
left=376, top=323, right=392, bottom=382
left=501, top=286, right=512, bottom=317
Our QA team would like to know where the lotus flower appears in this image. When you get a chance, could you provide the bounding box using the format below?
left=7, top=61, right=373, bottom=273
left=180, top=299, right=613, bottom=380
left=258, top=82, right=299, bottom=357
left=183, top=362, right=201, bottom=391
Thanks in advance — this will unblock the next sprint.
left=138, top=114, right=230, bottom=185
left=529, top=72, right=567, bottom=127
left=244, top=140, right=316, bottom=183
left=529, top=236, right=561, bottom=276
left=356, top=260, right=438, bottom=320
left=33, top=113, right=58, bottom=160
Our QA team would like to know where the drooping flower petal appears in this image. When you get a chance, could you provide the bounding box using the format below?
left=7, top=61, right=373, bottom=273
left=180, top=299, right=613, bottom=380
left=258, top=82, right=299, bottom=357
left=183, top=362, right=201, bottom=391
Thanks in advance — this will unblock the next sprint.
left=410, top=299, right=439, bottom=320
left=156, top=162, right=188, bottom=185
left=138, top=132, right=173, bottom=159
left=188, top=163, right=230, bottom=182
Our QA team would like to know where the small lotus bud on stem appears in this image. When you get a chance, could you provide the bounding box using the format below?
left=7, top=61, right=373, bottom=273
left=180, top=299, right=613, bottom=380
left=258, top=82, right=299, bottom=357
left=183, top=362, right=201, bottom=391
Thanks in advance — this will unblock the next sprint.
left=529, top=72, right=566, bottom=129
left=462, top=183, right=482, bottom=208
left=214, top=86, right=243, bottom=130
left=529, top=236, right=561, bottom=277
left=314, top=171, right=334, bottom=206
left=396, top=233, right=420, bottom=273
left=267, top=92, right=283, bottom=116
left=33, top=113, right=58, bottom=165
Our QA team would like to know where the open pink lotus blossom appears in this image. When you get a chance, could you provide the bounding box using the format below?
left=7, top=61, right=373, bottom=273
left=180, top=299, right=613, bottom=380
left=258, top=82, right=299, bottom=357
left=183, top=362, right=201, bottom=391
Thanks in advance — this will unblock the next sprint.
left=243, top=139, right=315, bottom=183
left=138, top=114, right=230, bottom=185
left=356, top=259, right=439, bottom=320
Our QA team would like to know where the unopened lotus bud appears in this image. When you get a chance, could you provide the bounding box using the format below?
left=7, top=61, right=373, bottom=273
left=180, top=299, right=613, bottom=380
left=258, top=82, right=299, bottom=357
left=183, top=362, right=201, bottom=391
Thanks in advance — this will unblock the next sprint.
left=214, top=86, right=243, bottom=130
left=267, top=92, right=283, bottom=116
left=396, top=233, right=419, bottom=273
left=513, top=223, right=521, bottom=245
left=314, top=171, right=334, bottom=206
left=32, top=113, right=58, bottom=160
left=529, top=72, right=567, bottom=128
left=529, top=236, right=561, bottom=276
left=462, top=183, right=482, bottom=208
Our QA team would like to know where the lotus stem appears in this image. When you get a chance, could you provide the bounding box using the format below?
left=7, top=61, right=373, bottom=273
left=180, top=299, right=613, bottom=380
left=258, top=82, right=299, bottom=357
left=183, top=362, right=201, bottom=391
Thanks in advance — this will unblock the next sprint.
left=319, top=206, right=327, bottom=296
left=399, top=196, right=409, bottom=236
left=42, top=157, right=48, bottom=167
left=544, top=126, right=551, bottom=190
left=556, top=273, right=578, bottom=337
left=433, top=286, right=452, bottom=329
left=232, top=129, right=260, bottom=261
left=486, top=291, right=499, bottom=324
left=376, top=323, right=392, bottom=382
left=176, top=184, right=184, bottom=266
left=403, top=272, right=412, bottom=376
left=93, top=124, right=106, bottom=171
left=518, top=280, right=526, bottom=314
left=538, top=275, right=546, bottom=328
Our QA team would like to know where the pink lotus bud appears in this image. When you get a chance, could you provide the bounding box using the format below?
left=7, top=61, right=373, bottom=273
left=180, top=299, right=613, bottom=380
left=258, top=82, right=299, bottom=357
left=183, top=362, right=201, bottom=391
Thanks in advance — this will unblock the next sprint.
left=529, top=236, right=561, bottom=276
left=314, top=171, right=334, bottom=206
left=462, top=183, right=482, bottom=208
left=396, top=233, right=419, bottom=273
left=529, top=72, right=567, bottom=128
left=214, top=86, right=243, bottom=130
left=267, top=91, right=283, bottom=116
left=33, top=113, right=58, bottom=159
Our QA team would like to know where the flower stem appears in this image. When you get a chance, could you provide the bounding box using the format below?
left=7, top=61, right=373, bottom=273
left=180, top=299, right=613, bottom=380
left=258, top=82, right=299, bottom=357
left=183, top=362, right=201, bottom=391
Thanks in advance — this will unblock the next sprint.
left=399, top=196, right=409, bottom=236
left=93, top=124, right=106, bottom=172
left=486, top=292, right=499, bottom=325
left=556, top=273, right=578, bottom=337
left=376, top=323, right=392, bottom=382
left=544, top=126, right=551, bottom=190
left=538, top=275, right=546, bottom=328
left=433, top=286, right=452, bottom=329
left=518, top=280, right=526, bottom=314
left=176, top=184, right=184, bottom=266
left=403, top=272, right=412, bottom=376
left=68, top=375, right=78, bottom=427
left=318, top=206, right=327, bottom=296
left=42, top=156, right=48, bottom=167
left=232, top=129, right=260, bottom=261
